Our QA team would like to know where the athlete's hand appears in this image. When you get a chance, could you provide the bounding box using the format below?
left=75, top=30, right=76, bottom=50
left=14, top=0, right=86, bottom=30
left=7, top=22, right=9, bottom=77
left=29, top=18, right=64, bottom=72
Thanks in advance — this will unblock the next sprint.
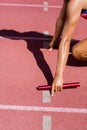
left=48, top=40, right=54, bottom=51
left=51, top=75, right=63, bottom=96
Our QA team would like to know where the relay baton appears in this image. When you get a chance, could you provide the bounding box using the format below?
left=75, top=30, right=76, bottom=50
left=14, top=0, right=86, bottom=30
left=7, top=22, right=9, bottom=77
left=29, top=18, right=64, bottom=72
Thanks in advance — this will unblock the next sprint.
left=37, top=82, right=80, bottom=90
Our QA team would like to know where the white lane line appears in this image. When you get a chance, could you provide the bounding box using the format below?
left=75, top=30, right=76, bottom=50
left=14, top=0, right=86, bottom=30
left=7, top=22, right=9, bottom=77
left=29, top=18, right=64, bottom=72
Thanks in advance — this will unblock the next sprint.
left=43, top=2, right=48, bottom=6
left=43, top=91, right=51, bottom=103
left=0, top=3, right=62, bottom=9
left=43, top=31, right=49, bottom=36
left=43, top=116, right=52, bottom=130
left=0, top=104, right=87, bottom=114
left=43, top=2, right=48, bottom=11
left=42, top=31, right=51, bottom=103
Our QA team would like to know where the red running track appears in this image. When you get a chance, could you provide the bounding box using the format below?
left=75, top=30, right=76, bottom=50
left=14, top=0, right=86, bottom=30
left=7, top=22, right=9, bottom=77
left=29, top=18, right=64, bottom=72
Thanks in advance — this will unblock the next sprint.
left=0, top=0, right=87, bottom=130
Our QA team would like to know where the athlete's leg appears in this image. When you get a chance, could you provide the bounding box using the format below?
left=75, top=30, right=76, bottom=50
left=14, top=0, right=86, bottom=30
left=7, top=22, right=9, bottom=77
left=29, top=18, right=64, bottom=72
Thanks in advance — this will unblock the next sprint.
left=72, top=38, right=87, bottom=61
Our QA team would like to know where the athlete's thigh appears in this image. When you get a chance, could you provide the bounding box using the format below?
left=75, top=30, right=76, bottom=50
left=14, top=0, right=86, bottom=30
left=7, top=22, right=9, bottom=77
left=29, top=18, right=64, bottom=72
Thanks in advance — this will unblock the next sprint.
left=73, top=38, right=87, bottom=53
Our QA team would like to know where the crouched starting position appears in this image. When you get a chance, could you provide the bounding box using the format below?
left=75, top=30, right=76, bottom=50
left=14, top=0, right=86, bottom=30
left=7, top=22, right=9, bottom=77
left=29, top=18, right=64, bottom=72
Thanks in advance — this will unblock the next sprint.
left=49, top=0, right=87, bottom=96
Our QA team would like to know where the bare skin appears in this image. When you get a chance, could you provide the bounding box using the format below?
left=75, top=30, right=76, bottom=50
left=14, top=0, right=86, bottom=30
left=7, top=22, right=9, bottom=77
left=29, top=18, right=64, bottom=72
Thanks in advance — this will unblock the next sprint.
left=49, top=0, right=87, bottom=96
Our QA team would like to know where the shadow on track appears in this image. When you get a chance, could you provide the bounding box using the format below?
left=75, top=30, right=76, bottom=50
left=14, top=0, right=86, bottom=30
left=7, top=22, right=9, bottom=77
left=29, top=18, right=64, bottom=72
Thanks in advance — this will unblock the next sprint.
left=0, top=29, right=53, bottom=85
left=0, top=29, right=87, bottom=85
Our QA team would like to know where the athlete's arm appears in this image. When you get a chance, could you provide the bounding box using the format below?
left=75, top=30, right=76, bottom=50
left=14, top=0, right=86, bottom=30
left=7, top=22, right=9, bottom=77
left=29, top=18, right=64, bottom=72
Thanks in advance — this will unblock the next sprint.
left=49, top=0, right=68, bottom=50
left=51, top=0, right=83, bottom=95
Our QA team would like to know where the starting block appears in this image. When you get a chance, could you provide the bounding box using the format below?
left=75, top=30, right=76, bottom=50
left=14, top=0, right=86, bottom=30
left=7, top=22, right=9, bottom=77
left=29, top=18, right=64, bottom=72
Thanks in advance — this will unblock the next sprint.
left=81, top=9, right=87, bottom=19
left=37, top=82, right=80, bottom=90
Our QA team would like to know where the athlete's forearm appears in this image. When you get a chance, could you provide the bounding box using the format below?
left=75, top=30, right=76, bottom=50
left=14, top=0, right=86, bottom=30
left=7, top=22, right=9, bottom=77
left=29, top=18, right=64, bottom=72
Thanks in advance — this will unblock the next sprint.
left=55, top=39, right=70, bottom=77
left=55, top=20, right=77, bottom=77
left=52, top=0, right=68, bottom=43
left=55, top=23, right=78, bottom=78
left=52, top=18, right=65, bottom=43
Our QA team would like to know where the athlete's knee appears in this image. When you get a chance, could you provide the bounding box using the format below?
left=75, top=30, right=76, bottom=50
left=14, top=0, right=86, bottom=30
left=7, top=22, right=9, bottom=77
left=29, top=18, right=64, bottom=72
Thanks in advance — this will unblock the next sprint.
left=72, top=46, right=87, bottom=61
